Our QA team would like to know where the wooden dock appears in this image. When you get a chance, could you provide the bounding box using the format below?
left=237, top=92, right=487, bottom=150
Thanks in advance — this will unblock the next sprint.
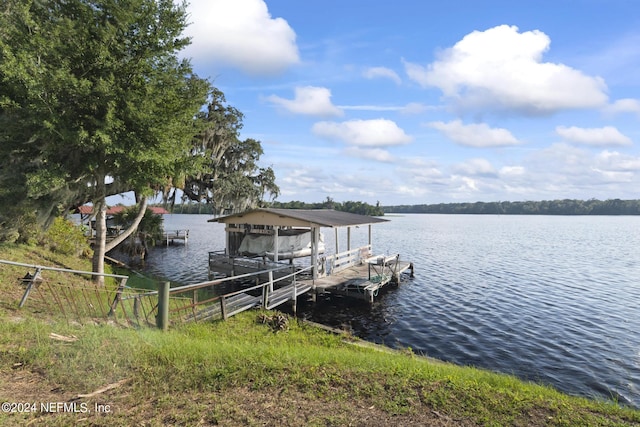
left=208, top=209, right=415, bottom=307
left=300, top=254, right=414, bottom=303
left=208, top=248, right=414, bottom=306
left=162, top=229, right=189, bottom=246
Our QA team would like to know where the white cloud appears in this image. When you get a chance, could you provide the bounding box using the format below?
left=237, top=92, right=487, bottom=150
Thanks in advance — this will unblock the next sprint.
left=279, top=167, right=328, bottom=191
left=340, top=105, right=406, bottom=112
left=267, top=86, right=344, bottom=117
left=453, top=158, right=497, bottom=176
left=596, top=150, right=640, bottom=171
left=312, top=119, right=413, bottom=147
left=404, top=25, right=608, bottom=115
left=453, top=176, right=480, bottom=192
left=362, top=67, right=402, bottom=85
left=338, top=102, right=433, bottom=114
left=400, top=102, right=430, bottom=115
left=182, top=0, right=299, bottom=75
left=555, top=126, right=632, bottom=146
left=603, top=98, right=640, bottom=116
left=344, top=147, right=395, bottom=162
left=427, top=120, right=520, bottom=147
left=591, top=169, right=634, bottom=183
left=520, top=143, right=640, bottom=193
left=499, top=166, right=526, bottom=177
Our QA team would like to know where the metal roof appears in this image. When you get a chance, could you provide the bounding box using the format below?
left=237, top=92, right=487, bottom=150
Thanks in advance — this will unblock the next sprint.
left=213, top=208, right=388, bottom=228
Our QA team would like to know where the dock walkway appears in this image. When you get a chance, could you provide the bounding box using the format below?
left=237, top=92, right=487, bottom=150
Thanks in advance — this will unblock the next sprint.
left=183, top=280, right=313, bottom=322
left=173, top=250, right=413, bottom=325
left=299, top=254, right=413, bottom=303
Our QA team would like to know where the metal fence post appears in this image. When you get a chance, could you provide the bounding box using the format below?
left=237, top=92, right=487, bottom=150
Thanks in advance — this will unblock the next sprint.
left=157, top=281, right=170, bottom=331
left=220, top=296, right=227, bottom=320
left=108, top=277, right=128, bottom=316
left=18, top=267, right=42, bottom=308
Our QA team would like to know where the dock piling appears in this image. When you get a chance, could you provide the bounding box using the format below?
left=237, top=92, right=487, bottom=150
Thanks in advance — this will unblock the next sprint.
left=157, top=281, right=170, bottom=331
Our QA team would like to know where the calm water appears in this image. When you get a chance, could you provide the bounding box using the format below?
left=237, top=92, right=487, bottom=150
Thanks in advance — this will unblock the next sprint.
left=142, top=214, right=640, bottom=408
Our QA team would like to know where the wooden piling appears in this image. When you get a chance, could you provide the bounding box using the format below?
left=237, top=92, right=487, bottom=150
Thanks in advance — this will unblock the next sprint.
left=157, top=281, right=170, bottom=331
left=291, top=280, right=297, bottom=317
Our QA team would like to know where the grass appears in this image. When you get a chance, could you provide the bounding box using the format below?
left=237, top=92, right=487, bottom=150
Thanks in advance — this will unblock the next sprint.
left=1, top=243, right=639, bottom=426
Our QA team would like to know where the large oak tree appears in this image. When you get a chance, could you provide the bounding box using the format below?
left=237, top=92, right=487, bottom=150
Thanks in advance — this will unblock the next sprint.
left=0, top=0, right=210, bottom=282
left=175, top=89, right=280, bottom=214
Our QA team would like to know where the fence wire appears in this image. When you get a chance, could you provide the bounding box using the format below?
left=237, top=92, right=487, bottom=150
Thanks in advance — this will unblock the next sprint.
left=2, top=259, right=170, bottom=327
left=21, top=278, right=160, bottom=327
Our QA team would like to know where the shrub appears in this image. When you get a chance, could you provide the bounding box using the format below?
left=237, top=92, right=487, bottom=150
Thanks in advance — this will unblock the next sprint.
left=0, top=210, right=40, bottom=244
left=44, top=217, right=90, bottom=257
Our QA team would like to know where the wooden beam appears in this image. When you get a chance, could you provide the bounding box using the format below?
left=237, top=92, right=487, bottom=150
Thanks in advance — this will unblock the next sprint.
left=273, top=226, right=279, bottom=262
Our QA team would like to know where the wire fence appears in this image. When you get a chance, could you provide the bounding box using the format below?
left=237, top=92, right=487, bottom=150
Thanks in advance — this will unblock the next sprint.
left=1, top=259, right=162, bottom=327
left=1, top=259, right=314, bottom=328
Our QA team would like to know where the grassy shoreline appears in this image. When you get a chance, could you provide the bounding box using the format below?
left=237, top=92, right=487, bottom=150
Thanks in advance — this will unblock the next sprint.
left=1, top=244, right=639, bottom=426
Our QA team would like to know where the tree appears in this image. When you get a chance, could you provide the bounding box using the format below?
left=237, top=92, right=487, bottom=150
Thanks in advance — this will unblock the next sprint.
left=0, top=0, right=210, bottom=282
left=177, top=90, right=279, bottom=214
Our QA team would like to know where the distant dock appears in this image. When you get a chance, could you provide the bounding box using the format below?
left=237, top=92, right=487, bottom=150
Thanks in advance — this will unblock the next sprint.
left=162, top=229, right=189, bottom=246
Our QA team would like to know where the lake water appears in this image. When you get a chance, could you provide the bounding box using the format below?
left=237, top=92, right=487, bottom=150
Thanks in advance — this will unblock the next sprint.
left=141, top=213, right=640, bottom=408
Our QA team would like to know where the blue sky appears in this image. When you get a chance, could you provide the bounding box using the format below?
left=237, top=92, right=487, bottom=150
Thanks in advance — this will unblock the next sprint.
left=175, top=0, right=640, bottom=206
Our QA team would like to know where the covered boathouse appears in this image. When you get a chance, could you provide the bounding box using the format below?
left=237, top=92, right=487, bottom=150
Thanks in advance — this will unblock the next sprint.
left=208, top=208, right=413, bottom=303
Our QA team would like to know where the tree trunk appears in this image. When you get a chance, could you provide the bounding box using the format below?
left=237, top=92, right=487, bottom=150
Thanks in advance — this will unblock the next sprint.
left=105, top=196, right=148, bottom=252
left=91, top=174, right=148, bottom=284
left=92, top=195, right=107, bottom=286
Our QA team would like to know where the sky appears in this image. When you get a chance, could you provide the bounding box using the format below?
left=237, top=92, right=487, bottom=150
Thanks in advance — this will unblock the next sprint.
left=173, top=0, right=640, bottom=206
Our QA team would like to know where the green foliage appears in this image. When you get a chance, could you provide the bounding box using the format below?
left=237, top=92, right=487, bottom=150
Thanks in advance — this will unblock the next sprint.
left=43, top=217, right=90, bottom=257
left=112, top=206, right=164, bottom=245
left=154, top=202, right=214, bottom=215
left=0, top=0, right=210, bottom=248
left=0, top=208, right=39, bottom=244
left=383, top=198, right=640, bottom=215
left=272, top=198, right=385, bottom=216
left=177, top=89, right=279, bottom=214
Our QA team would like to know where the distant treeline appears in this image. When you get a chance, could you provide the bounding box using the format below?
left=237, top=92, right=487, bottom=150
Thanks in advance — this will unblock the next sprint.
left=153, top=203, right=215, bottom=215
left=382, top=199, right=640, bottom=215
left=151, top=199, right=385, bottom=216
left=271, top=200, right=385, bottom=216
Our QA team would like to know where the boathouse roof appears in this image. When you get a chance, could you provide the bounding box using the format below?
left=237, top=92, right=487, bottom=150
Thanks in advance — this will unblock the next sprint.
left=212, top=208, right=388, bottom=228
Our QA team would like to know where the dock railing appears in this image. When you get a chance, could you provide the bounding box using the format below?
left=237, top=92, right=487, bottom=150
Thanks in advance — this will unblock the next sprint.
left=157, top=263, right=314, bottom=327
left=322, top=245, right=371, bottom=277
left=208, top=250, right=294, bottom=278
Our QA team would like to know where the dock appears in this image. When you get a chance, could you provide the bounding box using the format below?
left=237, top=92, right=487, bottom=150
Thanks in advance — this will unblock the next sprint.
left=300, top=253, right=414, bottom=303
left=206, top=208, right=415, bottom=312
left=162, top=229, right=189, bottom=246
left=167, top=249, right=414, bottom=326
